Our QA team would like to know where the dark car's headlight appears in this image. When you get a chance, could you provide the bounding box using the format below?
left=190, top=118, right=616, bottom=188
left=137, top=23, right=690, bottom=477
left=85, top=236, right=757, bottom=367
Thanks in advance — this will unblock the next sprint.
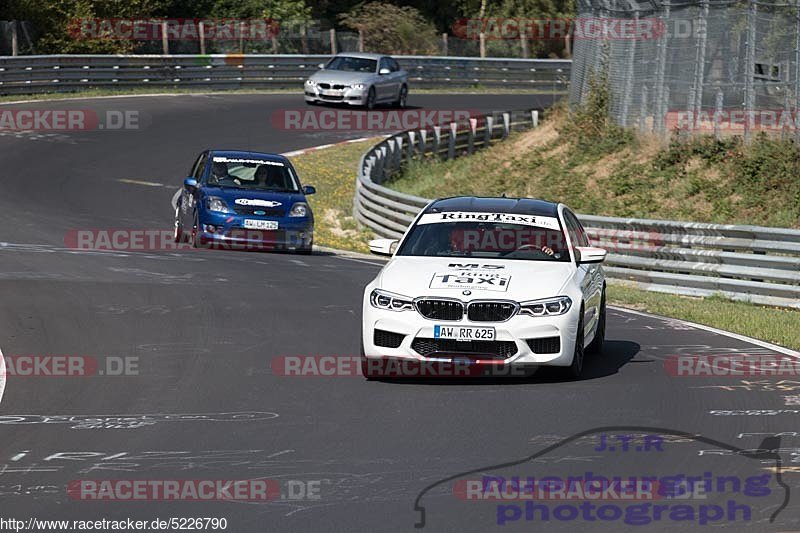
left=207, top=196, right=232, bottom=213
left=518, top=296, right=572, bottom=317
left=370, top=289, right=414, bottom=311
left=289, top=202, right=310, bottom=217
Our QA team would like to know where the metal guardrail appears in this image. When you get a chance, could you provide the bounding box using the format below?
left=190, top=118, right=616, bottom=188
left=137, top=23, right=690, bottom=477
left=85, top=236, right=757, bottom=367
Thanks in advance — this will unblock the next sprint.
left=353, top=109, right=800, bottom=309
left=0, top=54, right=571, bottom=95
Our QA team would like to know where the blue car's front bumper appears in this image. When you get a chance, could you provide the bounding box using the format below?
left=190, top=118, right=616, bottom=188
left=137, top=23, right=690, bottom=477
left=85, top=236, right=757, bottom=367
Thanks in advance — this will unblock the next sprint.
left=197, top=211, right=313, bottom=251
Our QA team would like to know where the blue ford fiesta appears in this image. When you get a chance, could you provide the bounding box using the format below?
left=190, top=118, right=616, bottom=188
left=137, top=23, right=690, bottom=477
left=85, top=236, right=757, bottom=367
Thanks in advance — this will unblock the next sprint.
left=174, top=150, right=315, bottom=253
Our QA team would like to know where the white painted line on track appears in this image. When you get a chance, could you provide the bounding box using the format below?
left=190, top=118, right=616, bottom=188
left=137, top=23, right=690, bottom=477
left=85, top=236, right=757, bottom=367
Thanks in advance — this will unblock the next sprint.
left=610, top=305, right=799, bottom=357
left=118, top=178, right=166, bottom=187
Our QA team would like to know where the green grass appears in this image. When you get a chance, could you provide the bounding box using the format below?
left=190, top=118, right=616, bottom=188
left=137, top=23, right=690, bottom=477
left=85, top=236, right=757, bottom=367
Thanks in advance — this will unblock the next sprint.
left=608, top=284, right=800, bottom=350
left=288, top=139, right=378, bottom=253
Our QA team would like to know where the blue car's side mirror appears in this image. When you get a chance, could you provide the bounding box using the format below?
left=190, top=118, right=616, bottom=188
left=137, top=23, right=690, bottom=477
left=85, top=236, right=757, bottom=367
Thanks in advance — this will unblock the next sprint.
left=184, top=177, right=198, bottom=189
left=302, top=185, right=316, bottom=195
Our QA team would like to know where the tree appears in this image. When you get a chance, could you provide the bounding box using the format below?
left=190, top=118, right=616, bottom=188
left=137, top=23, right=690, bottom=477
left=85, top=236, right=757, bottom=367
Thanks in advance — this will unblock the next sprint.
left=339, top=2, right=438, bottom=55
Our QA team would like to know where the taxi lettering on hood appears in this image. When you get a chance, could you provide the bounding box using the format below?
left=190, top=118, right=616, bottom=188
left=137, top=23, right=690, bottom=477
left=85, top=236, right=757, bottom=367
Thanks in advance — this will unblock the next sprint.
left=430, top=270, right=511, bottom=292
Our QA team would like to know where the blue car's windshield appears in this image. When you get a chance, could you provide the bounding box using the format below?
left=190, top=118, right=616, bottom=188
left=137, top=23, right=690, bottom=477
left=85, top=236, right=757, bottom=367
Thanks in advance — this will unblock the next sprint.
left=325, top=56, right=377, bottom=73
left=208, top=157, right=300, bottom=193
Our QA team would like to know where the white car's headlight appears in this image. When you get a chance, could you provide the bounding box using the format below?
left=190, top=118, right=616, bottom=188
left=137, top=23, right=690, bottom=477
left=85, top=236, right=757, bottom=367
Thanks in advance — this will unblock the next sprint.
left=370, top=289, right=414, bottom=311
left=352, top=83, right=366, bottom=90
left=289, top=202, right=309, bottom=217
left=305, top=79, right=316, bottom=86
left=206, top=196, right=231, bottom=213
left=518, top=296, right=572, bottom=317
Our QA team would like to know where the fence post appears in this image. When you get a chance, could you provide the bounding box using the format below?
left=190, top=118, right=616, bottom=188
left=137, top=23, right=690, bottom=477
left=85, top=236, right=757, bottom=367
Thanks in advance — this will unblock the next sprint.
left=639, top=85, right=648, bottom=132
left=199, top=22, right=206, bottom=54
left=330, top=29, right=336, bottom=54
left=501, top=112, right=510, bottom=139
left=662, top=85, right=670, bottom=134
left=358, top=30, right=364, bottom=52
left=531, top=110, right=539, bottom=128
left=448, top=122, right=457, bottom=159
left=744, top=0, right=756, bottom=143
left=406, top=131, right=416, bottom=159
left=11, top=21, right=18, bottom=56
left=653, top=2, right=670, bottom=133
left=442, top=33, right=448, bottom=56
left=795, top=0, right=800, bottom=143
left=520, top=30, right=529, bottom=59
left=692, top=0, right=709, bottom=130
left=419, top=129, right=428, bottom=155
left=467, top=119, right=476, bottom=154
left=162, top=22, right=169, bottom=55
left=687, top=85, right=696, bottom=133
left=620, top=13, right=638, bottom=127
left=714, top=89, right=724, bottom=140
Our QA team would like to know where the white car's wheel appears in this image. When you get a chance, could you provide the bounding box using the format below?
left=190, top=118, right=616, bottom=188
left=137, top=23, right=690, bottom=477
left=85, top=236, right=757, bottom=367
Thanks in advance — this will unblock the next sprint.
left=562, top=307, right=585, bottom=379
left=587, top=289, right=606, bottom=355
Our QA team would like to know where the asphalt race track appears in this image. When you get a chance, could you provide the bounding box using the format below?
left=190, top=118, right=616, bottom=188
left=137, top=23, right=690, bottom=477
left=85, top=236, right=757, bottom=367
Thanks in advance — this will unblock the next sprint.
left=0, top=93, right=799, bottom=532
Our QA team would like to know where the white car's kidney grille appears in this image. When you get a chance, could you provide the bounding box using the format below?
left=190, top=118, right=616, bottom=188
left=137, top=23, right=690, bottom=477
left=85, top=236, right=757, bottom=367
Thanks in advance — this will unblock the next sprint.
left=411, top=338, right=518, bottom=359
left=415, top=299, right=464, bottom=321
left=467, top=302, right=517, bottom=322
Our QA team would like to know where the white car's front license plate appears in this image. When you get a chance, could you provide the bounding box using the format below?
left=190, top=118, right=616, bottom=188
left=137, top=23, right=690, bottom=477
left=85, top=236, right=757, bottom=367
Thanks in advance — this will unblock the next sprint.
left=434, top=325, right=496, bottom=341
left=243, top=219, right=278, bottom=230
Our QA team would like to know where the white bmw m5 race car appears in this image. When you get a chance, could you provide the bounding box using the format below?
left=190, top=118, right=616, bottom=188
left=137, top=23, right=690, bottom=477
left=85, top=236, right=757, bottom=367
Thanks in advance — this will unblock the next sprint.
left=361, top=196, right=608, bottom=379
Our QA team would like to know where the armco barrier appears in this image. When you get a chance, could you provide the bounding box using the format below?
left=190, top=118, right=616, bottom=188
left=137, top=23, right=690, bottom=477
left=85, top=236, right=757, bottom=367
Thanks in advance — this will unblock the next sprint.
left=0, top=54, right=571, bottom=95
left=353, top=109, right=800, bottom=309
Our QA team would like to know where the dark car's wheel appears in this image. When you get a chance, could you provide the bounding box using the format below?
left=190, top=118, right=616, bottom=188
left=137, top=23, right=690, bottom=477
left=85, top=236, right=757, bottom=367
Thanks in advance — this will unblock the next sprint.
left=394, top=85, right=408, bottom=108
left=586, top=289, right=606, bottom=356
left=365, top=87, right=376, bottom=110
left=562, top=307, right=585, bottom=380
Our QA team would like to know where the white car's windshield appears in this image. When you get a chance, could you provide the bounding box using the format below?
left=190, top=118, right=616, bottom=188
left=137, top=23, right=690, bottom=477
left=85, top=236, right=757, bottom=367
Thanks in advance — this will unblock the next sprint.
left=208, top=158, right=300, bottom=193
left=397, top=220, right=571, bottom=262
left=325, top=56, right=377, bottom=73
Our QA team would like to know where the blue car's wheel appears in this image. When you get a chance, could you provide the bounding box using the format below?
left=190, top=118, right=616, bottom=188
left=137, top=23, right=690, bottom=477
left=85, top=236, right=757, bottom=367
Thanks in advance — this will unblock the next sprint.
left=173, top=205, right=184, bottom=243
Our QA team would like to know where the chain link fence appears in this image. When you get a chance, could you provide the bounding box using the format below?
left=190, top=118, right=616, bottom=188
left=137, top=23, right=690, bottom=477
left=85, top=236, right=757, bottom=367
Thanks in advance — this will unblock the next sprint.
left=569, top=0, right=800, bottom=140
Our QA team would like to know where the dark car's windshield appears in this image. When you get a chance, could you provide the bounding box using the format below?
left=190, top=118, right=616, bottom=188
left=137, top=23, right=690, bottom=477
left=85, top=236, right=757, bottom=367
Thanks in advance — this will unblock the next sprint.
left=207, top=157, right=300, bottom=192
left=325, top=56, right=377, bottom=73
left=396, top=213, right=570, bottom=262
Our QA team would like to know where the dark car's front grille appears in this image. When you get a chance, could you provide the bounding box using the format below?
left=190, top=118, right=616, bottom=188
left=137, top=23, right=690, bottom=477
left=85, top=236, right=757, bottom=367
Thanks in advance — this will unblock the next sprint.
left=416, top=299, right=464, bottom=321
left=374, top=329, right=405, bottom=348
left=233, top=206, right=284, bottom=216
left=318, top=83, right=348, bottom=90
left=411, top=338, right=518, bottom=360
left=526, top=336, right=561, bottom=354
left=467, top=302, right=517, bottom=322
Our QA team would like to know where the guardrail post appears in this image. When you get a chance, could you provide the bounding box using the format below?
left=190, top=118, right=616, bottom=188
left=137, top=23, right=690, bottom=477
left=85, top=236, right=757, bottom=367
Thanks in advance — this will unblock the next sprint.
left=531, top=110, right=539, bottom=128
left=406, top=131, right=416, bottom=159
left=418, top=129, right=427, bottom=155
left=448, top=122, right=457, bottom=159
left=395, top=136, right=405, bottom=167
left=501, top=112, right=510, bottom=139
left=374, top=146, right=387, bottom=184
left=484, top=115, right=493, bottom=146
left=467, top=118, right=477, bottom=154
left=432, top=126, right=441, bottom=156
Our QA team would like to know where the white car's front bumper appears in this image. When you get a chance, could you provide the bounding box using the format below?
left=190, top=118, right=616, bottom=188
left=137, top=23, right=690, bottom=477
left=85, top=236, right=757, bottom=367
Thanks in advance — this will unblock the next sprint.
left=361, top=297, right=581, bottom=369
left=304, top=85, right=368, bottom=106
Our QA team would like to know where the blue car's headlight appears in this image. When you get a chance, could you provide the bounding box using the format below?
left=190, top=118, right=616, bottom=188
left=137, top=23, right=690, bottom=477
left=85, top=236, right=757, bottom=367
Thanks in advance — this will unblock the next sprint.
left=207, top=196, right=232, bottom=213
left=370, top=289, right=414, bottom=311
left=518, top=296, right=572, bottom=317
left=289, top=202, right=310, bottom=217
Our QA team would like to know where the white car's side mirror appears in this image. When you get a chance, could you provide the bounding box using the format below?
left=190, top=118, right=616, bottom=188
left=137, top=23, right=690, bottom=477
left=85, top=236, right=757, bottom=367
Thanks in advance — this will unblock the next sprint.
left=318, top=63, right=325, bottom=69
left=378, top=68, right=391, bottom=75
left=369, top=238, right=399, bottom=256
left=575, top=246, right=607, bottom=264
